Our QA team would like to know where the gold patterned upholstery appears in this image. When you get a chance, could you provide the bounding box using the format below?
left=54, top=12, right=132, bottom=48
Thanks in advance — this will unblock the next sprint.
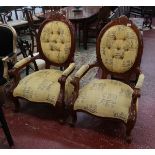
left=135, top=73, right=145, bottom=89
left=74, top=79, right=137, bottom=123
left=100, top=25, right=138, bottom=73
left=40, top=21, right=71, bottom=64
left=13, top=69, right=74, bottom=105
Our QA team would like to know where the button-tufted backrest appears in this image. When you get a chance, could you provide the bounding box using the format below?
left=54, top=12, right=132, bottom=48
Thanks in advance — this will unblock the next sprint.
left=100, top=24, right=138, bottom=73
left=40, top=20, right=72, bottom=64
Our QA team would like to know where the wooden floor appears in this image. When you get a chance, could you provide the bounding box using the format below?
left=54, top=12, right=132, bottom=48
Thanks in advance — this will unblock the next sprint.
left=1, top=21, right=155, bottom=149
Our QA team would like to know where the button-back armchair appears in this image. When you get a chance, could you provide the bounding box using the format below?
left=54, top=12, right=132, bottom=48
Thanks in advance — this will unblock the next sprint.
left=69, top=16, right=144, bottom=143
left=9, top=12, right=75, bottom=121
left=0, top=24, right=17, bottom=84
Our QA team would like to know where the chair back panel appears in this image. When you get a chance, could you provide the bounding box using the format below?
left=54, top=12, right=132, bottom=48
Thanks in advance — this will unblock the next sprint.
left=100, top=25, right=138, bottom=73
left=40, top=21, right=71, bottom=64
left=38, top=12, right=75, bottom=67
left=97, top=16, right=143, bottom=76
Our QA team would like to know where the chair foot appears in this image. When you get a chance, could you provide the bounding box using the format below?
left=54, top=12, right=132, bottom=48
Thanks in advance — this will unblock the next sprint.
left=67, top=112, right=77, bottom=127
left=58, top=117, right=65, bottom=124
left=125, top=118, right=136, bottom=143
left=125, top=134, right=132, bottom=144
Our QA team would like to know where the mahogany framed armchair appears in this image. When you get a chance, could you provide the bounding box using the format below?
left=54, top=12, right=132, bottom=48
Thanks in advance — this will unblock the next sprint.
left=69, top=16, right=144, bottom=143
left=9, top=12, right=76, bottom=121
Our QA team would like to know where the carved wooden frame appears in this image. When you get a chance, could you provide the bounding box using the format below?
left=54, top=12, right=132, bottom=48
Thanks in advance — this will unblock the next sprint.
left=69, top=16, right=143, bottom=143
left=9, top=11, right=76, bottom=121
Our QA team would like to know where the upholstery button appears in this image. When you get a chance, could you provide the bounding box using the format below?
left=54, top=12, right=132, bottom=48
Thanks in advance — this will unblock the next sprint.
left=117, top=47, right=120, bottom=50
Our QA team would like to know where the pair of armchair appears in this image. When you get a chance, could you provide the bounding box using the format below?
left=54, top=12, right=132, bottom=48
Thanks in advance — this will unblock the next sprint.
left=9, top=12, right=144, bottom=143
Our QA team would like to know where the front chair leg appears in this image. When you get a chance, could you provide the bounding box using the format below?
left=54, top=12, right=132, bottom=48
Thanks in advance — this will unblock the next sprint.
left=67, top=109, right=77, bottom=127
left=125, top=118, right=136, bottom=143
left=56, top=104, right=66, bottom=124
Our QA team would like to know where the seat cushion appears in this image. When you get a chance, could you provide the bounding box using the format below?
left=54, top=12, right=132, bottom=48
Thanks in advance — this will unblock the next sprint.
left=74, top=79, right=136, bottom=123
left=13, top=69, right=73, bottom=106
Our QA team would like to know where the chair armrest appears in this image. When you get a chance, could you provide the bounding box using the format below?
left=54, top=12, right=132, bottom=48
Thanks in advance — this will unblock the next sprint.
left=1, top=53, right=16, bottom=62
left=62, top=63, right=75, bottom=77
left=74, top=64, right=90, bottom=78
left=135, top=73, right=145, bottom=89
left=14, top=57, right=31, bottom=69
left=13, top=53, right=40, bottom=71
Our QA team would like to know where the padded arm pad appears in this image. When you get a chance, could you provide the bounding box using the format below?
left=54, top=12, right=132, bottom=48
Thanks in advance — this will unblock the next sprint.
left=62, top=63, right=75, bottom=76
left=75, top=64, right=89, bottom=78
left=14, top=57, right=31, bottom=69
left=135, top=73, right=145, bottom=89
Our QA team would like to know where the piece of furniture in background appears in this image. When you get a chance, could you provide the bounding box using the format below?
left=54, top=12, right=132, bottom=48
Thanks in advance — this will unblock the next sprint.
left=9, top=12, right=76, bottom=121
left=69, top=16, right=144, bottom=143
left=0, top=85, right=14, bottom=147
left=23, top=8, right=42, bottom=52
left=128, top=7, right=144, bottom=18
left=0, top=24, right=17, bottom=84
left=79, top=6, right=111, bottom=49
left=143, top=8, right=153, bottom=29
left=0, top=7, right=29, bottom=36
left=42, top=6, right=62, bottom=14
left=17, top=38, right=45, bottom=75
left=128, top=6, right=153, bottom=30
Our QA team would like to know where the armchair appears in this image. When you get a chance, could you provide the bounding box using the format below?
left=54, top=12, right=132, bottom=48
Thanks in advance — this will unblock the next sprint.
left=9, top=12, right=76, bottom=121
left=0, top=24, right=17, bottom=84
left=69, top=16, right=144, bottom=143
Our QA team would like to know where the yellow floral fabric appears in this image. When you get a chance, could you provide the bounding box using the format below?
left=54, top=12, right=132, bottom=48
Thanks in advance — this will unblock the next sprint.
left=135, top=73, right=145, bottom=89
left=14, top=57, right=31, bottom=68
left=75, top=64, right=89, bottom=78
left=74, top=79, right=136, bottom=123
left=62, top=63, right=75, bottom=76
left=100, top=25, right=138, bottom=73
left=40, top=21, right=71, bottom=64
left=13, top=69, right=74, bottom=106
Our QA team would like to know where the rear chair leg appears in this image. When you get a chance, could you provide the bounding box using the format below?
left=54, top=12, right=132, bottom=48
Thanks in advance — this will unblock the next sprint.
left=13, top=97, right=20, bottom=113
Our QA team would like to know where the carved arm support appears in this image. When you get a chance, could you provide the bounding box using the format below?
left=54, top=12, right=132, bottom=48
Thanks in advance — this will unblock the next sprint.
left=70, top=61, right=99, bottom=106
left=129, top=69, right=145, bottom=119
left=57, top=63, right=76, bottom=105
